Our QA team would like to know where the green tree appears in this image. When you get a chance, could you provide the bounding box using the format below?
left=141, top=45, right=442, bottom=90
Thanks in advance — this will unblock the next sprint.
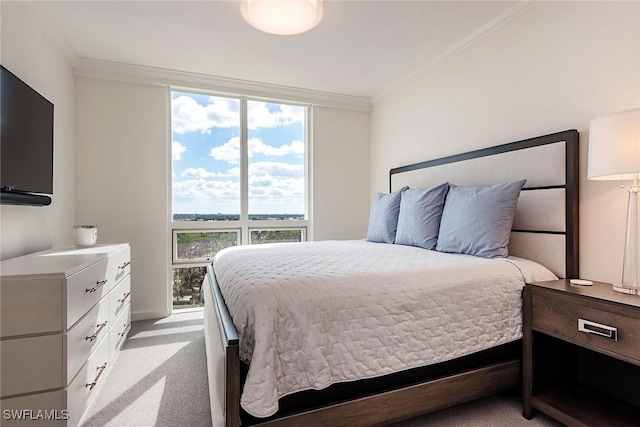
left=173, top=267, right=206, bottom=306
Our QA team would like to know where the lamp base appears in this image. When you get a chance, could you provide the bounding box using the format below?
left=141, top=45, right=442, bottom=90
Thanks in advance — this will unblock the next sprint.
left=613, top=284, right=640, bottom=296
left=619, top=182, right=640, bottom=297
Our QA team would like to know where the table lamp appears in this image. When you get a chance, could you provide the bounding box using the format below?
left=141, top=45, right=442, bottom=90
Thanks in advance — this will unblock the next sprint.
left=588, top=108, right=640, bottom=295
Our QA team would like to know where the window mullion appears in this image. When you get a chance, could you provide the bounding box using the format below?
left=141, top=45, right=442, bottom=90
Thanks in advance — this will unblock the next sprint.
left=305, top=106, right=312, bottom=240
left=240, top=98, right=249, bottom=244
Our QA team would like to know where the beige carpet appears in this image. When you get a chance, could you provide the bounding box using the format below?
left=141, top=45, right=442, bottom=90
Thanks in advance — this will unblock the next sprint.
left=81, top=310, right=562, bottom=427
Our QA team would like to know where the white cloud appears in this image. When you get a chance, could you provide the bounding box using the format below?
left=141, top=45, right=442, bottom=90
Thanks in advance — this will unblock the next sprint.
left=172, top=94, right=304, bottom=134
left=210, top=137, right=241, bottom=164
left=172, top=141, right=186, bottom=160
left=172, top=95, right=239, bottom=134
left=250, top=139, right=304, bottom=157
left=250, top=162, right=304, bottom=179
left=247, top=101, right=304, bottom=129
left=209, top=137, right=304, bottom=165
left=248, top=161, right=305, bottom=205
left=181, top=167, right=239, bottom=179
left=172, top=161, right=304, bottom=214
left=172, top=179, right=240, bottom=205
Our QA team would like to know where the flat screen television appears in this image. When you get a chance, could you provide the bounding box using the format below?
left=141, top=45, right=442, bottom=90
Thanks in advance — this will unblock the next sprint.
left=1, top=65, right=54, bottom=206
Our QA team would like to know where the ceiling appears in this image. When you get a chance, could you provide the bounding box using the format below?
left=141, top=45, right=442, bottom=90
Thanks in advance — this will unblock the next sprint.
left=24, top=1, right=518, bottom=99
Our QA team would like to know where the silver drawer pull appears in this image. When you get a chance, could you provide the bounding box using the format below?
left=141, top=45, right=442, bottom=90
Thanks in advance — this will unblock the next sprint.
left=118, top=292, right=131, bottom=304
left=85, top=279, right=108, bottom=293
left=85, top=362, right=108, bottom=390
left=118, top=261, right=131, bottom=270
left=578, top=318, right=618, bottom=341
left=118, top=323, right=131, bottom=337
left=85, top=321, right=108, bottom=342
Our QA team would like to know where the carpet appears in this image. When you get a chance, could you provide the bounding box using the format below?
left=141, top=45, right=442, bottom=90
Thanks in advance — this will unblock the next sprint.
left=80, top=309, right=561, bottom=427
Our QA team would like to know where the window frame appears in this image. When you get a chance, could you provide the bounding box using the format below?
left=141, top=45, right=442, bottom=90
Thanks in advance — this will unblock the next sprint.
left=172, top=228, right=242, bottom=264
left=168, top=89, right=312, bottom=308
left=248, top=227, right=307, bottom=245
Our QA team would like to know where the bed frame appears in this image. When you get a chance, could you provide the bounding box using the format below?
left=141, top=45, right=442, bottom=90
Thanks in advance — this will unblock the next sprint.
left=203, top=129, right=580, bottom=427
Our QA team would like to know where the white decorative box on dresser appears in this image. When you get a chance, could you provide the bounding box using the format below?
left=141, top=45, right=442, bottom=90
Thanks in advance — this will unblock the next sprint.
left=0, top=244, right=131, bottom=426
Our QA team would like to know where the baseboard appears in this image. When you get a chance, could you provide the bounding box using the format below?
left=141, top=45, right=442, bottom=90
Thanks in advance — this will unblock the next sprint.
left=131, top=308, right=170, bottom=321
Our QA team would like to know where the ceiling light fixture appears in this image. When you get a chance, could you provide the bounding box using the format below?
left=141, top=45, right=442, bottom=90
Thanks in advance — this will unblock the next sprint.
left=241, top=0, right=323, bottom=36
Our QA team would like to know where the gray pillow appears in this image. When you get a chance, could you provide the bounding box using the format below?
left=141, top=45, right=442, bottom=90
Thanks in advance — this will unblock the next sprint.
left=395, top=183, right=449, bottom=250
left=435, top=180, right=526, bottom=258
left=366, top=187, right=408, bottom=243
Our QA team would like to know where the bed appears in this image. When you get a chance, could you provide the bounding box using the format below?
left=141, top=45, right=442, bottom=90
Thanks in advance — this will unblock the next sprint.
left=203, top=130, right=580, bottom=427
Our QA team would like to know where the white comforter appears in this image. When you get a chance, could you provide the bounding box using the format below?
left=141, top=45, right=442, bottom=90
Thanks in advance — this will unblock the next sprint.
left=213, top=240, right=556, bottom=418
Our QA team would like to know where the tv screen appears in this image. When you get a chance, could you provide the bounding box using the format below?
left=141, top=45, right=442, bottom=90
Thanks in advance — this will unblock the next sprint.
left=1, top=65, right=54, bottom=196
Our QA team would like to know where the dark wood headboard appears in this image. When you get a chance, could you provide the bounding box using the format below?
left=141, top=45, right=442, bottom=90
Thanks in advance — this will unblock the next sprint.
left=389, top=130, right=579, bottom=279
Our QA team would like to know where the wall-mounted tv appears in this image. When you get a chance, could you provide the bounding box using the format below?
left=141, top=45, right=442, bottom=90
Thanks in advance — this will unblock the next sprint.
left=1, top=65, right=54, bottom=206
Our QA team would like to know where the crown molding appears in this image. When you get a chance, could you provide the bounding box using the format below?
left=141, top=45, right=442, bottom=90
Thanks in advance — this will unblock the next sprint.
left=19, top=0, right=370, bottom=112
left=20, top=0, right=536, bottom=111
left=74, top=59, right=372, bottom=112
left=18, top=1, right=79, bottom=66
left=19, top=0, right=370, bottom=111
left=372, top=0, right=542, bottom=103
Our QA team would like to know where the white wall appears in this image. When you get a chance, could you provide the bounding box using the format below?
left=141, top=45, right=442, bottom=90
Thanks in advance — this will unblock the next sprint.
left=312, top=106, right=370, bottom=240
left=75, top=78, right=169, bottom=320
left=371, top=1, right=640, bottom=284
left=75, top=77, right=371, bottom=320
left=0, top=2, right=75, bottom=260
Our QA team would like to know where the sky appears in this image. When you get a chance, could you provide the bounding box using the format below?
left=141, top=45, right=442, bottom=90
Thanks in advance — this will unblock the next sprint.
left=171, top=91, right=306, bottom=217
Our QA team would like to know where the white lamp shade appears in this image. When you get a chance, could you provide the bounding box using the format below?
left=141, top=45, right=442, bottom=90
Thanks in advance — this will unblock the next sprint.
left=242, top=0, right=323, bottom=35
left=588, top=108, right=640, bottom=180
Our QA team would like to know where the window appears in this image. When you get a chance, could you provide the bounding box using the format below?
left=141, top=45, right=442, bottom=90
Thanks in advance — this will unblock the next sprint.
left=250, top=229, right=305, bottom=244
left=247, top=100, right=306, bottom=218
left=173, top=266, right=206, bottom=307
left=170, top=90, right=309, bottom=308
left=173, top=230, right=240, bottom=263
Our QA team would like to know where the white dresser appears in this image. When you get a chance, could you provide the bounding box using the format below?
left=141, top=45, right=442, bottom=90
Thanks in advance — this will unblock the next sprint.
left=0, top=244, right=131, bottom=426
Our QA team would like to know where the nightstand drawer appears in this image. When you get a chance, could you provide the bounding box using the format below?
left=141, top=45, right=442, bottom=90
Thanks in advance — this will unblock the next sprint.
left=531, top=293, right=640, bottom=364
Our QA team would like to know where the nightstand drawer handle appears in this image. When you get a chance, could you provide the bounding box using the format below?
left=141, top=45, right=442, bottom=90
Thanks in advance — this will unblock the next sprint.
left=578, top=319, right=618, bottom=341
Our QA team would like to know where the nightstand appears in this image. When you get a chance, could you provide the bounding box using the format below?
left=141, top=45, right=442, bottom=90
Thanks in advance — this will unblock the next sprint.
left=523, top=279, right=640, bottom=426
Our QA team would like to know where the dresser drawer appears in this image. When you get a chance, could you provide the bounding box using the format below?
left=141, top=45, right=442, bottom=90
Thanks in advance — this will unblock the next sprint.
left=109, top=303, right=131, bottom=362
left=109, top=274, right=131, bottom=326
left=1, top=335, right=63, bottom=397
left=66, top=333, right=110, bottom=427
left=531, top=292, right=640, bottom=364
left=65, top=298, right=110, bottom=385
left=65, top=258, right=109, bottom=329
left=1, top=276, right=65, bottom=337
left=109, top=246, right=131, bottom=289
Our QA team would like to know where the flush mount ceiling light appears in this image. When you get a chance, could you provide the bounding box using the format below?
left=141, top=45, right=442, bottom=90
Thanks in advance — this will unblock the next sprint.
left=241, top=0, right=323, bottom=35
